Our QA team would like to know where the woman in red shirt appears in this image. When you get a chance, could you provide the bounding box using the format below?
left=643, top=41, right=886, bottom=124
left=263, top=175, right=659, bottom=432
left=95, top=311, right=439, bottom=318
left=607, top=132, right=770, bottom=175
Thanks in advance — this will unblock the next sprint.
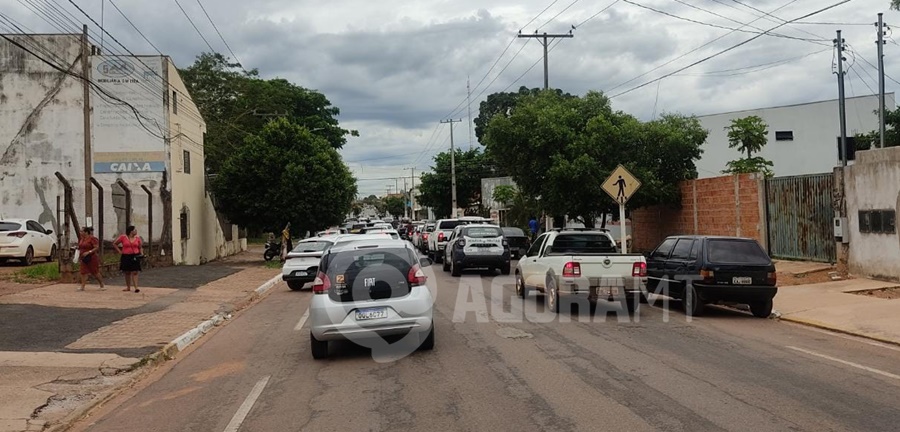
left=114, top=225, right=144, bottom=293
left=77, top=227, right=104, bottom=291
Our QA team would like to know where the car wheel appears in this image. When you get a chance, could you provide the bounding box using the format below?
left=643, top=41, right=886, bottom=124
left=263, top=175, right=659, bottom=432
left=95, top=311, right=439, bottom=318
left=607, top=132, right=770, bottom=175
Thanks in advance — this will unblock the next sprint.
left=47, top=245, right=57, bottom=262
left=501, top=262, right=511, bottom=276
left=683, top=283, right=705, bottom=317
left=287, top=281, right=305, bottom=291
left=515, top=272, right=528, bottom=298
left=451, top=258, right=461, bottom=277
left=22, top=246, right=34, bottom=266
left=435, top=250, right=443, bottom=264
left=418, top=323, right=435, bottom=351
left=310, top=333, right=328, bottom=359
left=442, top=256, right=450, bottom=272
left=546, top=276, right=559, bottom=313
left=621, top=292, right=639, bottom=315
left=749, top=299, right=774, bottom=318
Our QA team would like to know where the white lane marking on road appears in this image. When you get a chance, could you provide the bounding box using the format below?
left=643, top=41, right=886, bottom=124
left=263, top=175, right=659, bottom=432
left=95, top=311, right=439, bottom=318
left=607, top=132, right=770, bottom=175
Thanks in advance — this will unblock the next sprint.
left=798, top=326, right=900, bottom=352
left=786, top=346, right=900, bottom=380
left=224, top=375, right=271, bottom=432
left=294, top=309, right=310, bottom=331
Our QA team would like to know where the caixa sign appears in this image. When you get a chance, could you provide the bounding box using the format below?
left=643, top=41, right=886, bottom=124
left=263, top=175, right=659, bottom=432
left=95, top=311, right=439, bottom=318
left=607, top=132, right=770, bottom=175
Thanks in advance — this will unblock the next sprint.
left=94, top=162, right=166, bottom=173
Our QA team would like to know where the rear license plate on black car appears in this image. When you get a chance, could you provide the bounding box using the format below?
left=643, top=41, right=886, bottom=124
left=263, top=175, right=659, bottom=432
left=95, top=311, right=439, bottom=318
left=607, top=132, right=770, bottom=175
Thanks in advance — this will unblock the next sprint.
left=732, top=277, right=752, bottom=285
left=356, top=307, right=388, bottom=321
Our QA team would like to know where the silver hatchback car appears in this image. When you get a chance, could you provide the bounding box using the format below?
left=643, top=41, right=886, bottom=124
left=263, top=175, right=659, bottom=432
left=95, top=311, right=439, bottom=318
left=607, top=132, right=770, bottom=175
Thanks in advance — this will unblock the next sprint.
left=308, top=239, right=435, bottom=359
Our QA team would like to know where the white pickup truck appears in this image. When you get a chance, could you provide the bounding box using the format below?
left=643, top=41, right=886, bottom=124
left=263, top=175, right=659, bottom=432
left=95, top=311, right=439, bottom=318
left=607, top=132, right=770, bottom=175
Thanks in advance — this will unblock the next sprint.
left=514, top=229, right=647, bottom=314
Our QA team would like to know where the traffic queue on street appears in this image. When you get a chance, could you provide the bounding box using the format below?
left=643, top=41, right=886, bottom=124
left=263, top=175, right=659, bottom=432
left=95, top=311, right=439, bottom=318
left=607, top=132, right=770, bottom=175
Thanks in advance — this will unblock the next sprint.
left=282, top=210, right=779, bottom=360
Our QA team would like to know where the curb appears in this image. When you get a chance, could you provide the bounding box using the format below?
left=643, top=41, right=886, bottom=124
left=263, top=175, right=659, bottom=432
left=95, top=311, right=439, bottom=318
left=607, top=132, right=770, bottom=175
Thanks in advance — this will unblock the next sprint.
left=46, top=273, right=282, bottom=432
left=778, top=315, right=900, bottom=348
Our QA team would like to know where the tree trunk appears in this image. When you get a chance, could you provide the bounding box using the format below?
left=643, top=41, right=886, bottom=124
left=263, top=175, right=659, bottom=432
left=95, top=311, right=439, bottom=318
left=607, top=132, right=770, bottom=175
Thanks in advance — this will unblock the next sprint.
left=600, top=212, right=607, bottom=229
left=582, top=215, right=595, bottom=229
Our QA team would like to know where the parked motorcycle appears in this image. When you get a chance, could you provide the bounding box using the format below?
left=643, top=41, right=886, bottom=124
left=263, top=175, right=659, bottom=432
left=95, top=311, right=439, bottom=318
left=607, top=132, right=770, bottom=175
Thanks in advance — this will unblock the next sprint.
left=264, top=240, right=282, bottom=261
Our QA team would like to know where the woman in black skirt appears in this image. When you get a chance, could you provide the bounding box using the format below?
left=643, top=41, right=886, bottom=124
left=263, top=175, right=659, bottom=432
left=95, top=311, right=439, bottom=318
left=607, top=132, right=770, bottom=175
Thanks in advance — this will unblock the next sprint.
left=114, top=225, right=144, bottom=293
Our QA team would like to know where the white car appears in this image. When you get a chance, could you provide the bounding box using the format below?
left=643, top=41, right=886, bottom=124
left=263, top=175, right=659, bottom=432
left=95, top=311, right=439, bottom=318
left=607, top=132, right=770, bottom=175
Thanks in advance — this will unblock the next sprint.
left=282, top=236, right=337, bottom=291
left=0, top=219, right=56, bottom=265
left=361, top=227, right=400, bottom=239
left=308, top=238, right=435, bottom=359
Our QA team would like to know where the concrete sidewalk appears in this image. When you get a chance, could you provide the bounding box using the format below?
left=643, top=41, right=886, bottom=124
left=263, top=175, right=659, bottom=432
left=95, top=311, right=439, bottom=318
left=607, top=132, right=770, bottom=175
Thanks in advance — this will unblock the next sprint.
left=0, top=248, right=283, bottom=432
left=775, top=277, right=900, bottom=345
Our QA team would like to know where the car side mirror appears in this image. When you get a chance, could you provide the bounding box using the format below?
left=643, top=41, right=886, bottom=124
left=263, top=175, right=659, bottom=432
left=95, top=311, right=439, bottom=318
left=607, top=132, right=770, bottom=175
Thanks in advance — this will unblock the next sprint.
left=419, top=257, right=434, bottom=267
left=46, top=229, right=53, bottom=235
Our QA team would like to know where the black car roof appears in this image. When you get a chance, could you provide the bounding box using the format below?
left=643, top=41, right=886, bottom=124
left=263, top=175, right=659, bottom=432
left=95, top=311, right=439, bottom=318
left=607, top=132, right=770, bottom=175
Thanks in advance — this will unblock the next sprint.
left=666, top=235, right=757, bottom=241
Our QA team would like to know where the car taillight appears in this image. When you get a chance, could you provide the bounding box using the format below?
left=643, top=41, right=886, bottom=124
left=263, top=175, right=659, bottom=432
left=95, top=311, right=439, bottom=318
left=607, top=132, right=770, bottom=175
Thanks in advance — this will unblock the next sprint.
left=502, top=239, right=509, bottom=247
left=562, top=262, right=581, bottom=277
left=423, top=234, right=429, bottom=241
left=767, top=272, right=777, bottom=285
left=632, top=261, right=647, bottom=277
left=407, top=264, right=427, bottom=287
left=438, top=232, right=445, bottom=242
left=457, top=239, right=466, bottom=247
left=7, top=232, right=26, bottom=238
left=312, top=271, right=330, bottom=294
left=700, top=269, right=715, bottom=283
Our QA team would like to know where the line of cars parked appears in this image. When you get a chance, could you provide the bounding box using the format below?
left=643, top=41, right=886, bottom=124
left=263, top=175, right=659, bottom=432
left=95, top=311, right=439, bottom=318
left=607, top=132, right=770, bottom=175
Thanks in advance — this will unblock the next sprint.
left=0, top=218, right=57, bottom=266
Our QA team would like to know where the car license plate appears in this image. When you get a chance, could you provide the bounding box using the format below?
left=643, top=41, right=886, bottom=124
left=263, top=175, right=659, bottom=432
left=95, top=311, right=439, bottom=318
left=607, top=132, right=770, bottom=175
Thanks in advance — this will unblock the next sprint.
left=355, top=307, right=388, bottom=321
left=596, top=287, right=619, bottom=296
left=732, top=277, right=752, bottom=285
left=295, top=271, right=307, bottom=277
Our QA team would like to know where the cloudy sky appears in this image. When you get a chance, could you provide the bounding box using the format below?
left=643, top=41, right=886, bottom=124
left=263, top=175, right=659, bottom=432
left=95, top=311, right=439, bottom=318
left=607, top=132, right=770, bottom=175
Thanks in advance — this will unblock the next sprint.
left=2, top=0, right=897, bottom=196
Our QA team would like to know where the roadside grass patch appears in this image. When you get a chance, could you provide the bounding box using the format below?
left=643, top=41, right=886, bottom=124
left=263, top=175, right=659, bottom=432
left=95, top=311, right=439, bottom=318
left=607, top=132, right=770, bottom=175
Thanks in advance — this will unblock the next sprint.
left=264, top=260, right=283, bottom=269
left=13, top=262, right=60, bottom=283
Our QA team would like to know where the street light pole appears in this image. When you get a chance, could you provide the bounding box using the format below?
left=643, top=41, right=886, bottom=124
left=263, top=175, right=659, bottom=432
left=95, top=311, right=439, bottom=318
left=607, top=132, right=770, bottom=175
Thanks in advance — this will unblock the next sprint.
left=440, top=119, right=462, bottom=217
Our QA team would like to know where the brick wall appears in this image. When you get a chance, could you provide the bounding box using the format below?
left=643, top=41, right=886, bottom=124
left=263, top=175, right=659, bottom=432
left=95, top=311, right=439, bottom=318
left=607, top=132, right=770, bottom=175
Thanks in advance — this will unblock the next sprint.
left=631, top=173, right=765, bottom=252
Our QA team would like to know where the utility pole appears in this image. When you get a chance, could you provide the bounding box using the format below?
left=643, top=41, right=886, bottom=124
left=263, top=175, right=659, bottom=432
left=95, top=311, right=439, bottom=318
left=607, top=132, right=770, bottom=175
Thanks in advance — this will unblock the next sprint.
left=877, top=13, right=886, bottom=149
left=440, top=119, right=462, bottom=217
left=409, top=167, right=416, bottom=220
left=517, top=30, right=574, bottom=89
left=403, top=177, right=409, bottom=219
left=467, top=76, right=473, bottom=150
left=394, top=178, right=399, bottom=196
left=81, top=24, right=93, bottom=222
left=836, top=30, right=849, bottom=166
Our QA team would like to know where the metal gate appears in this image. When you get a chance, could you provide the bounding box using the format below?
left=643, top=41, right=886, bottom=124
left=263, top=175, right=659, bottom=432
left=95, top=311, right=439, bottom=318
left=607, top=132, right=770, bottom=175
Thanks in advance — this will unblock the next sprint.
left=765, top=173, right=836, bottom=262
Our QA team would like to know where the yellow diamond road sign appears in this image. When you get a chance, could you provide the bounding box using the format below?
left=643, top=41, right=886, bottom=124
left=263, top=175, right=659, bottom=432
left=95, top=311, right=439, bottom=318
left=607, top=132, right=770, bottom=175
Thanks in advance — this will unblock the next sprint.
left=603, top=165, right=641, bottom=204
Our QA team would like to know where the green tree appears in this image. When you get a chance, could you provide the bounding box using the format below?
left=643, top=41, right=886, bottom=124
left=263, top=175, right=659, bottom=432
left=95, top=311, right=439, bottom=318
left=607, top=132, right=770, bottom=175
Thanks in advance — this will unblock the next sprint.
left=722, top=115, right=773, bottom=176
left=211, top=118, right=357, bottom=234
left=417, top=148, right=498, bottom=218
left=726, top=115, right=768, bottom=159
left=855, top=106, right=900, bottom=149
left=892, top=0, right=899, bottom=10
left=491, top=185, right=517, bottom=207
left=482, top=90, right=706, bottom=226
left=492, top=184, right=540, bottom=230
left=383, top=195, right=406, bottom=218
left=179, top=53, right=358, bottom=173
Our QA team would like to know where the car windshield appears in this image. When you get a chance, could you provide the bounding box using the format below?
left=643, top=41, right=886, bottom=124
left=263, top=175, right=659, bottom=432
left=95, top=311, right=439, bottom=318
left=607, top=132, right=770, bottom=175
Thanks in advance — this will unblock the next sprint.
left=0, top=222, right=22, bottom=232
left=291, top=240, right=332, bottom=253
left=502, top=227, right=525, bottom=237
left=707, top=239, right=770, bottom=265
left=438, top=220, right=465, bottom=230
left=548, top=234, right=617, bottom=254
left=464, top=227, right=502, bottom=238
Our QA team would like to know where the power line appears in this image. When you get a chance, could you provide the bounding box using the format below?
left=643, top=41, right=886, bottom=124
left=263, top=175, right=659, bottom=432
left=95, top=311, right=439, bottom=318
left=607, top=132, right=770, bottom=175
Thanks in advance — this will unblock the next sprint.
left=538, top=0, right=581, bottom=31
left=574, top=0, right=621, bottom=29
left=520, top=0, right=559, bottom=31
left=195, top=0, right=242, bottom=66
left=605, top=0, right=802, bottom=94
left=445, top=39, right=533, bottom=119
left=726, top=0, right=831, bottom=41
left=108, top=0, right=161, bottom=54
left=609, top=0, right=851, bottom=99
left=854, top=49, right=900, bottom=86
left=174, top=0, right=216, bottom=53
left=793, top=21, right=872, bottom=26
left=676, top=47, right=831, bottom=76
left=624, top=0, right=829, bottom=45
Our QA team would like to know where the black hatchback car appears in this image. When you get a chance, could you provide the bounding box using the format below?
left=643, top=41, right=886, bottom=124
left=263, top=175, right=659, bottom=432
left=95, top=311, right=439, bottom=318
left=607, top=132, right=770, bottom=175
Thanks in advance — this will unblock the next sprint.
left=645, top=235, right=777, bottom=318
left=501, top=227, right=529, bottom=259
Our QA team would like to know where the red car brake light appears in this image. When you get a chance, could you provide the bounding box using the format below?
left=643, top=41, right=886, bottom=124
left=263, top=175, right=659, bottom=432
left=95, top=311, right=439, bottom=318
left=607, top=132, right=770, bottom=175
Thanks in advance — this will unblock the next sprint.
left=562, top=262, right=581, bottom=277
left=407, top=264, right=427, bottom=286
left=6, top=232, right=26, bottom=238
left=632, top=262, right=647, bottom=277
left=438, top=232, right=445, bottom=242
left=312, top=271, right=331, bottom=294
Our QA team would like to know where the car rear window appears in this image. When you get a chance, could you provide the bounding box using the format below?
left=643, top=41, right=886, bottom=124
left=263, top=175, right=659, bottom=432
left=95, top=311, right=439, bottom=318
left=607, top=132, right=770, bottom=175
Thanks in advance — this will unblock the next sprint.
left=438, top=220, right=464, bottom=230
left=425, top=225, right=435, bottom=232
left=464, top=227, right=502, bottom=238
left=548, top=234, right=617, bottom=254
left=325, top=247, right=415, bottom=302
left=0, top=222, right=22, bottom=232
left=707, top=239, right=770, bottom=264
left=502, top=227, right=525, bottom=237
left=292, top=241, right=332, bottom=253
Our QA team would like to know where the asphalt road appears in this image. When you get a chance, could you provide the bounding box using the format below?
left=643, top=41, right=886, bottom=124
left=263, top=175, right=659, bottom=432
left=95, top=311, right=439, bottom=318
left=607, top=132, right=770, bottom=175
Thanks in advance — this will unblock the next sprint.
left=74, top=259, right=900, bottom=432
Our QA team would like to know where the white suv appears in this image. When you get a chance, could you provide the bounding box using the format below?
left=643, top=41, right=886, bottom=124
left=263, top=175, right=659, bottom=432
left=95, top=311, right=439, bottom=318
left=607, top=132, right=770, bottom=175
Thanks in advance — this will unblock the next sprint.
left=308, top=239, right=435, bottom=359
left=426, top=217, right=491, bottom=263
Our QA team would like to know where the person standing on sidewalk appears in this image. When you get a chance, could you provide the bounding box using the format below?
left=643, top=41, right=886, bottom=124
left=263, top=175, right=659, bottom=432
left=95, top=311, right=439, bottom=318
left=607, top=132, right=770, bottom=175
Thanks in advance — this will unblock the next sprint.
left=114, top=225, right=143, bottom=293
left=528, top=216, right=539, bottom=243
left=77, top=227, right=104, bottom=291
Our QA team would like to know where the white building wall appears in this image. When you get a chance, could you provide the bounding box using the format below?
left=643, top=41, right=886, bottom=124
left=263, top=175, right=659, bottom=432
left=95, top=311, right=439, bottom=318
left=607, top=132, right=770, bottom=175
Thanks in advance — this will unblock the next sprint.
left=695, top=94, right=896, bottom=178
left=0, top=35, right=86, bottom=236
left=845, top=147, right=900, bottom=281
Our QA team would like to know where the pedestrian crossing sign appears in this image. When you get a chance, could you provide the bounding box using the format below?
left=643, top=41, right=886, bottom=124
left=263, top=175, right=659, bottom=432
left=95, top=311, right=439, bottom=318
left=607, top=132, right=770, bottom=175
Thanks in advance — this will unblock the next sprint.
left=602, top=165, right=641, bottom=205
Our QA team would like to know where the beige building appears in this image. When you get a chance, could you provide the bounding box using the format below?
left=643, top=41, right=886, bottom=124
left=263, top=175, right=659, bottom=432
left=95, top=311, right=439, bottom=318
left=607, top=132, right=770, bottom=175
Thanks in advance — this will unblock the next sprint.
left=0, top=33, right=243, bottom=265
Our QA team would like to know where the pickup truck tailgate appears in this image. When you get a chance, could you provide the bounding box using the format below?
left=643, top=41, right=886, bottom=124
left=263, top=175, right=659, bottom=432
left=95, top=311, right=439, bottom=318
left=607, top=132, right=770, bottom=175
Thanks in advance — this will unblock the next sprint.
left=561, top=255, right=644, bottom=286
